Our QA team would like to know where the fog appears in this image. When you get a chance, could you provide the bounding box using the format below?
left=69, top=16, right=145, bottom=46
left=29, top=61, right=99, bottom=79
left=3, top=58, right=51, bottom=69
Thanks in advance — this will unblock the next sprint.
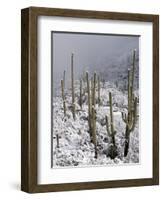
left=52, top=32, right=139, bottom=95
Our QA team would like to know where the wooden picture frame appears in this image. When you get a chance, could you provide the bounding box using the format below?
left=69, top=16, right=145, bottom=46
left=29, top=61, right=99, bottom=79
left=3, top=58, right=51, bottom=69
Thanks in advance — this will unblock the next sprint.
left=21, top=7, right=159, bottom=193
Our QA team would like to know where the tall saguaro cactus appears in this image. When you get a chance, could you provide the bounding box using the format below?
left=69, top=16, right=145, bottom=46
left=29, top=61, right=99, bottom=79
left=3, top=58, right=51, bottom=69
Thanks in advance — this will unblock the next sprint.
left=61, top=79, right=66, bottom=116
left=86, top=71, right=97, bottom=158
left=63, top=70, right=66, bottom=88
left=121, top=50, right=138, bottom=157
left=92, top=106, right=97, bottom=158
left=131, top=49, right=136, bottom=100
left=105, top=92, right=117, bottom=159
left=92, top=72, right=97, bottom=158
left=92, top=72, right=96, bottom=107
left=97, top=75, right=101, bottom=106
left=109, top=92, right=116, bottom=144
left=79, top=79, right=83, bottom=109
left=71, top=53, right=76, bottom=120
left=86, top=71, right=92, bottom=138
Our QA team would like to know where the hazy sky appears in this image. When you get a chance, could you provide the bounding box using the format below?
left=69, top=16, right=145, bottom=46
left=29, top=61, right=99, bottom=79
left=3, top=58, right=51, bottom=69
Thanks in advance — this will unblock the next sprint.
left=52, top=32, right=139, bottom=95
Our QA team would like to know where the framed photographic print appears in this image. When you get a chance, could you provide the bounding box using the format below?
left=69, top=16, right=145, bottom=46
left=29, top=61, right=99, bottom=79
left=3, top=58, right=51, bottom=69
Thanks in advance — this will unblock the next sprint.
left=21, top=7, right=159, bottom=193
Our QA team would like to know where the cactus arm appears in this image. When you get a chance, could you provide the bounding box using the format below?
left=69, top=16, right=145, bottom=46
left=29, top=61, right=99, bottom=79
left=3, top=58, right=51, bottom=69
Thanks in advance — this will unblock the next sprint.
left=61, top=79, right=66, bottom=116
left=79, top=79, right=82, bottom=109
left=105, top=115, right=111, bottom=137
left=121, top=112, right=127, bottom=123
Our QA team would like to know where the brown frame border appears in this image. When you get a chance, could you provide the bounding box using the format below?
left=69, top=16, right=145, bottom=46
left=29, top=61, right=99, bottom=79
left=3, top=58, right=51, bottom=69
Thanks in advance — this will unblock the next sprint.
left=21, top=7, right=159, bottom=193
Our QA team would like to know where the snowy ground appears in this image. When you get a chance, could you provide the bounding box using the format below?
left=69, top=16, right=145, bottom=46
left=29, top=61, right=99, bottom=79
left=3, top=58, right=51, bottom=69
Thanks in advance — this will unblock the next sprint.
left=52, top=81, right=139, bottom=168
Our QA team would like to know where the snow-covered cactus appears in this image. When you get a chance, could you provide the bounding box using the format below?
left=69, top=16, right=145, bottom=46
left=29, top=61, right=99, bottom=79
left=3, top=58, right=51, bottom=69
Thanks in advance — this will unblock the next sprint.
left=91, top=77, right=94, bottom=100
left=63, top=70, right=66, bottom=88
left=56, top=134, right=60, bottom=148
left=71, top=53, right=76, bottom=120
left=92, top=72, right=96, bottom=107
left=61, top=79, right=66, bottom=116
left=79, top=79, right=83, bottom=109
left=92, top=106, right=97, bottom=158
left=97, top=75, right=101, bottom=106
left=86, top=71, right=92, bottom=137
left=121, top=49, right=138, bottom=157
left=109, top=92, right=116, bottom=141
left=105, top=92, right=117, bottom=159
left=105, top=116, right=110, bottom=136
left=86, top=71, right=98, bottom=158
left=92, top=73, right=97, bottom=158
left=131, top=49, right=136, bottom=98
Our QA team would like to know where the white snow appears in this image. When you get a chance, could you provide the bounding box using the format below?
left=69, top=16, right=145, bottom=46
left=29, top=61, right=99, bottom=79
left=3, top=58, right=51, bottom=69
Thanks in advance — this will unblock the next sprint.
left=52, top=81, right=139, bottom=168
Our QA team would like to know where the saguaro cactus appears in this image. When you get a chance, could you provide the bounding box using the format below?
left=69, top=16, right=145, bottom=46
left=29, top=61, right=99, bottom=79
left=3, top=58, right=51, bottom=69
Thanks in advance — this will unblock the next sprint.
left=71, top=53, right=76, bottom=120
left=105, top=116, right=110, bottom=136
left=86, top=72, right=92, bottom=138
left=63, top=70, right=66, bottom=87
left=105, top=92, right=117, bottom=159
left=61, top=79, right=66, bottom=116
left=121, top=49, right=138, bottom=157
left=92, top=72, right=96, bottom=107
left=131, top=49, right=136, bottom=99
left=79, top=79, right=83, bottom=109
left=109, top=92, right=116, bottom=144
left=86, top=71, right=98, bottom=158
left=92, top=106, right=97, bottom=158
left=97, top=75, right=101, bottom=106
left=92, top=73, right=97, bottom=158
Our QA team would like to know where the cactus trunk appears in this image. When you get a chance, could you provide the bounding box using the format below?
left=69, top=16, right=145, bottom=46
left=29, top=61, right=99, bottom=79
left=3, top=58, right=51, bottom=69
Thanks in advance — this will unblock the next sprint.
left=63, top=70, right=66, bottom=88
left=98, top=75, right=101, bottom=106
left=86, top=72, right=97, bottom=158
left=86, top=72, right=92, bottom=138
left=105, top=116, right=110, bottom=137
left=71, top=53, right=75, bottom=120
left=109, top=92, right=114, bottom=134
left=79, top=79, right=83, bottom=109
left=105, top=92, right=117, bottom=159
left=92, top=106, right=97, bottom=158
left=109, top=92, right=116, bottom=147
left=92, top=72, right=96, bottom=107
left=61, top=79, right=66, bottom=116
left=131, top=49, right=136, bottom=101
left=92, top=73, right=97, bottom=158
left=124, top=126, right=130, bottom=157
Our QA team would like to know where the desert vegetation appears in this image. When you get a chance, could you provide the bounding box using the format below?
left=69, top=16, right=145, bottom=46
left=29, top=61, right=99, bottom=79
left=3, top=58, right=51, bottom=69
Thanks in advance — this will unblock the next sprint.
left=53, top=49, right=139, bottom=167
